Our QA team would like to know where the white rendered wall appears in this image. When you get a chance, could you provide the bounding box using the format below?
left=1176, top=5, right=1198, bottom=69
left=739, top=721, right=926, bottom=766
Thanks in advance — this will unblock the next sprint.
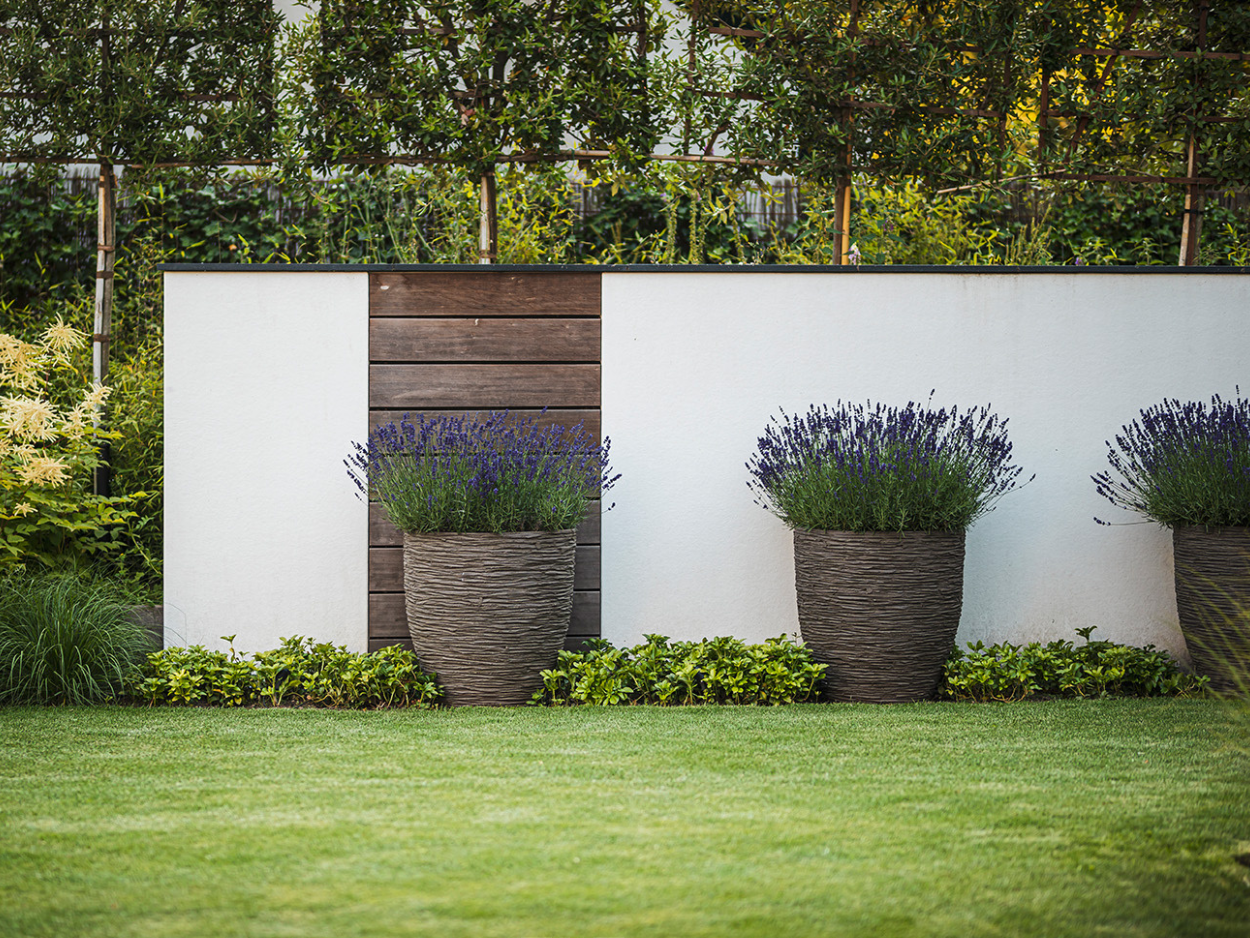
left=600, top=271, right=1249, bottom=657
left=164, top=272, right=369, bottom=653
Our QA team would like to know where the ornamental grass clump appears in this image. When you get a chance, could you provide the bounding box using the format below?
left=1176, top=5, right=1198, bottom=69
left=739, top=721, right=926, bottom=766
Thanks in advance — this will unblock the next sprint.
left=747, top=398, right=1028, bottom=532
left=0, top=572, right=152, bottom=705
left=1093, top=391, right=1250, bottom=527
left=346, top=411, right=616, bottom=533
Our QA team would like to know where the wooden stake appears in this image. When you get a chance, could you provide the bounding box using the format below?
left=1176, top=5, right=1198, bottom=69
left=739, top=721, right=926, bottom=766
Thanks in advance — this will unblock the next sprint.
left=478, top=171, right=497, bottom=264
left=92, top=158, right=116, bottom=497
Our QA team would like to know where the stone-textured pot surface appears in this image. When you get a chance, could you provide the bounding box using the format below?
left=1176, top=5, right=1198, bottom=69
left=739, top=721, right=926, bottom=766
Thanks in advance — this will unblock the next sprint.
left=1173, top=525, right=1250, bottom=695
left=793, top=529, right=966, bottom=703
left=402, top=529, right=576, bottom=706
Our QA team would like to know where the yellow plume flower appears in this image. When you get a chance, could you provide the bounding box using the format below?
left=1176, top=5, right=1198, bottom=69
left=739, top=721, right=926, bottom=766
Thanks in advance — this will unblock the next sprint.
left=0, top=334, right=41, bottom=391
left=1, top=396, right=60, bottom=442
left=13, top=503, right=36, bottom=517
left=16, top=456, right=69, bottom=486
left=41, top=318, right=86, bottom=357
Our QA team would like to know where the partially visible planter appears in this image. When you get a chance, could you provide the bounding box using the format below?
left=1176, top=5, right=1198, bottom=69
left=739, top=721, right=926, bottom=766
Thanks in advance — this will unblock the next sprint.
left=794, top=529, right=966, bottom=703
left=1173, top=525, right=1250, bottom=695
left=128, top=605, right=164, bottom=651
left=402, top=529, right=576, bottom=706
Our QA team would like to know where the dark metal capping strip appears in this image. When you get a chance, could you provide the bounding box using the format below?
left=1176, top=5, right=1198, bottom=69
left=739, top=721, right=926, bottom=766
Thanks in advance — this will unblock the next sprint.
left=161, top=263, right=1249, bottom=274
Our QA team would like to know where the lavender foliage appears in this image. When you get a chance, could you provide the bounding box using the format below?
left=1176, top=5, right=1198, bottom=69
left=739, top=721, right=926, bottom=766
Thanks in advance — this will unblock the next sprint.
left=346, top=412, right=618, bottom=534
left=747, top=398, right=1028, bottom=532
left=1093, top=391, right=1250, bottom=528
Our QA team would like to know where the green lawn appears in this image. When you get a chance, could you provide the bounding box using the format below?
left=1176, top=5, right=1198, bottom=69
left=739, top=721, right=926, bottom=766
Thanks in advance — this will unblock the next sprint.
left=0, top=701, right=1247, bottom=938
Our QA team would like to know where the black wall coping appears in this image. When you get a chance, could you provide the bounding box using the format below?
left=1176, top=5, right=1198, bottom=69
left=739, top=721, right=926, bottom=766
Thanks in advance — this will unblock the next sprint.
left=159, top=263, right=1249, bottom=275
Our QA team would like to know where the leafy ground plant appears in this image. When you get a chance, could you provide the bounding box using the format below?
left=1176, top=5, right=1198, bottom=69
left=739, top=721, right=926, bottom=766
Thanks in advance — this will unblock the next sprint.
left=0, top=703, right=1245, bottom=938
left=0, top=572, right=152, bottom=704
left=129, top=635, right=443, bottom=709
left=531, top=634, right=827, bottom=706
left=940, top=627, right=1208, bottom=702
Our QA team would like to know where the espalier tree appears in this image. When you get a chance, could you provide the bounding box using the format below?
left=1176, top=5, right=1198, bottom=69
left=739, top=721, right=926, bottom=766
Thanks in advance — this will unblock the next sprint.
left=0, top=0, right=278, bottom=401
left=296, top=0, right=664, bottom=262
left=689, top=0, right=1250, bottom=265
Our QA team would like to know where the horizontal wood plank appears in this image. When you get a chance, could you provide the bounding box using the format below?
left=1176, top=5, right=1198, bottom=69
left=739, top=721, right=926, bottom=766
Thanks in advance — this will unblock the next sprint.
left=371, top=318, right=600, bottom=363
left=371, top=271, right=601, bottom=317
left=370, top=545, right=600, bottom=591
left=369, top=503, right=602, bottom=546
left=369, top=590, right=600, bottom=639
left=369, top=409, right=601, bottom=442
left=371, top=364, right=600, bottom=409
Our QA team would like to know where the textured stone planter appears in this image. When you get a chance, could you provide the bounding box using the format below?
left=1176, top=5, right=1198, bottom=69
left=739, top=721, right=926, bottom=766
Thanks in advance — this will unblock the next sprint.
left=402, top=529, right=576, bottom=706
left=793, top=529, right=966, bottom=703
left=1173, top=525, right=1250, bottom=695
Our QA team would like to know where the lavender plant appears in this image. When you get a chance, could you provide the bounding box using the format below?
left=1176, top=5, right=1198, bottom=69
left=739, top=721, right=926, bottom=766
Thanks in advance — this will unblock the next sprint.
left=747, top=398, right=1028, bottom=532
left=1093, top=392, right=1250, bottom=528
left=346, top=412, right=617, bottom=534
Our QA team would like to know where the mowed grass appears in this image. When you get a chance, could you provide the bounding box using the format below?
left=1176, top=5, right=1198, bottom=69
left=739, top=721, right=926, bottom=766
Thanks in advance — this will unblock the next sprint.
left=0, top=701, right=1247, bottom=938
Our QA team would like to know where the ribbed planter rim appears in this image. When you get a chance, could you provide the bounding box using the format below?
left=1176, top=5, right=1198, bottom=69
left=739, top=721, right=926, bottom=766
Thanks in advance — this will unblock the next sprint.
left=793, top=528, right=966, bottom=704
left=1172, top=524, right=1250, bottom=695
left=402, top=528, right=577, bottom=706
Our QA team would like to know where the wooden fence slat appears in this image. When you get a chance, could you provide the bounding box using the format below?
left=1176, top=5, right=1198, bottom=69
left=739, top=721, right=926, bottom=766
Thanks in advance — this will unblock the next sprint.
left=371, top=271, right=601, bottom=317
left=368, top=590, right=600, bottom=639
left=370, top=363, right=600, bottom=409
left=369, top=503, right=602, bottom=546
left=369, top=408, right=602, bottom=441
left=371, top=318, right=600, bottom=362
left=370, top=545, right=600, bottom=591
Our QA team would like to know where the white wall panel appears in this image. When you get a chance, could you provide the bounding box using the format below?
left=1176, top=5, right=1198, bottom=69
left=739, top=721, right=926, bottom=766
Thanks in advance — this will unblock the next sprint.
left=164, top=271, right=369, bottom=652
left=601, top=271, right=1249, bottom=658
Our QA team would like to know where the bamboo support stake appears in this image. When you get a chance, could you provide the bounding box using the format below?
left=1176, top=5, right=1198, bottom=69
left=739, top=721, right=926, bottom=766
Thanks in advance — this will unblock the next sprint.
left=92, top=158, right=116, bottom=496
left=478, top=170, right=497, bottom=263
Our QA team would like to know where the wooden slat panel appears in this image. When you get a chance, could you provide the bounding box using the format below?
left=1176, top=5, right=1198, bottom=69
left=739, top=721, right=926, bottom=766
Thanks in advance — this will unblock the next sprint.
left=569, top=591, right=601, bottom=635
left=370, top=545, right=600, bottom=592
left=371, top=364, right=600, bottom=409
left=369, top=503, right=601, bottom=546
left=369, top=591, right=600, bottom=639
left=369, top=409, right=601, bottom=442
left=371, top=318, right=599, bottom=363
left=371, top=271, right=601, bottom=317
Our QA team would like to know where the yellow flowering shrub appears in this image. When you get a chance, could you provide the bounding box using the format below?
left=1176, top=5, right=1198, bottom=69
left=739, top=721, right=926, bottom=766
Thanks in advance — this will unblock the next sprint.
left=0, top=321, right=135, bottom=569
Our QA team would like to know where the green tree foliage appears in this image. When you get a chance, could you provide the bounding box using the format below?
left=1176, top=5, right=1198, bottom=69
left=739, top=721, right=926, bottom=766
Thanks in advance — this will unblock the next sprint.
left=299, top=0, right=663, bottom=175
left=0, top=0, right=278, bottom=164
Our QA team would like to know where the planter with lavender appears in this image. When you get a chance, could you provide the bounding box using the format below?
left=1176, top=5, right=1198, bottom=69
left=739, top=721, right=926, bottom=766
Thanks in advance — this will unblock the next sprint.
left=747, top=398, right=1028, bottom=703
left=348, top=412, right=616, bottom=706
left=1093, top=392, right=1250, bottom=694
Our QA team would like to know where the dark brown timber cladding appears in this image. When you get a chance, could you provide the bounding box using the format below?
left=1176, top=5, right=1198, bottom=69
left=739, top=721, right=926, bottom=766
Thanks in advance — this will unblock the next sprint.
left=368, top=271, right=603, bottom=654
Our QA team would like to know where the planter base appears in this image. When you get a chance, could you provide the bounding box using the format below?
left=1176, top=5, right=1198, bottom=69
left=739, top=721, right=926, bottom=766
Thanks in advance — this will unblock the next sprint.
left=402, top=529, right=576, bottom=706
left=793, top=529, right=966, bottom=703
left=1173, top=525, right=1250, bottom=696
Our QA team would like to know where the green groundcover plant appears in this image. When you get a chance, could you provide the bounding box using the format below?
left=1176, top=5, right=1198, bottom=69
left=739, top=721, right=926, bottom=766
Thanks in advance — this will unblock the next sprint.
left=1093, top=390, right=1250, bottom=528
left=940, top=627, right=1208, bottom=702
left=0, top=572, right=152, bottom=704
left=127, top=635, right=443, bottom=709
left=531, top=634, right=828, bottom=706
left=347, top=411, right=618, bottom=534
left=747, top=396, right=1030, bottom=532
